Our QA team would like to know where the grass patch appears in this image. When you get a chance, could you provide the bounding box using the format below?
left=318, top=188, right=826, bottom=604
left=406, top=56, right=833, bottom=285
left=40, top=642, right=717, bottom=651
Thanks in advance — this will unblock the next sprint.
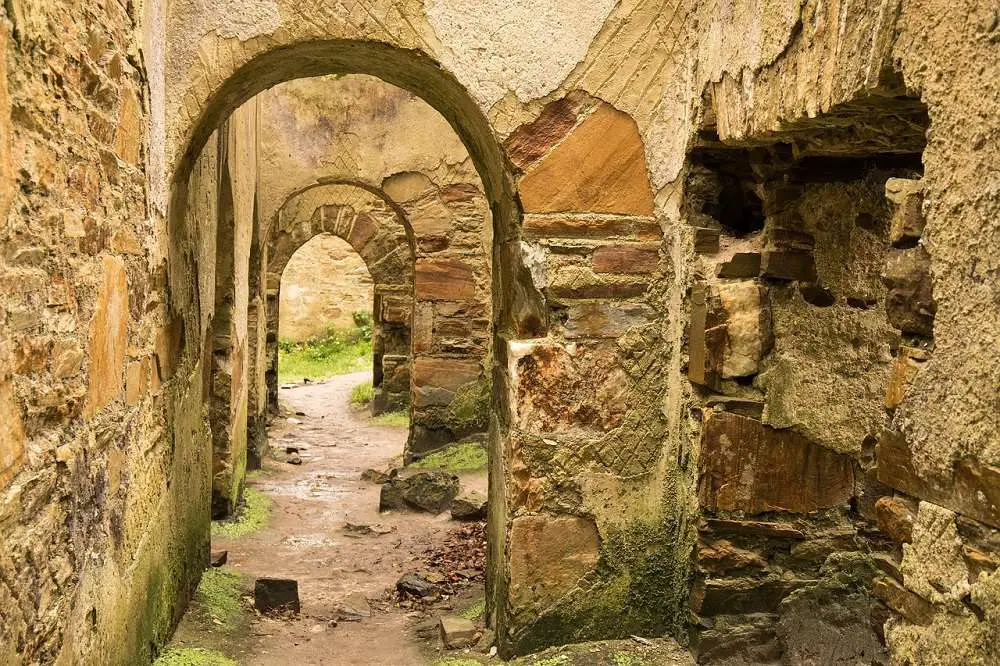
left=193, top=568, right=248, bottom=634
left=431, top=660, right=482, bottom=666
left=410, top=442, right=487, bottom=472
left=611, top=653, right=648, bottom=666
left=278, top=319, right=371, bottom=384
left=153, top=647, right=237, bottom=666
left=374, top=411, right=409, bottom=428
left=212, top=488, right=270, bottom=539
left=350, top=380, right=374, bottom=406
left=458, top=598, right=486, bottom=621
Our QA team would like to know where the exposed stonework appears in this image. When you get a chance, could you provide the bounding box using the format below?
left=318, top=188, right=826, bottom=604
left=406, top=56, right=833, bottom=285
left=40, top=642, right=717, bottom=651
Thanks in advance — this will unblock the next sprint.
left=2, top=1, right=999, bottom=664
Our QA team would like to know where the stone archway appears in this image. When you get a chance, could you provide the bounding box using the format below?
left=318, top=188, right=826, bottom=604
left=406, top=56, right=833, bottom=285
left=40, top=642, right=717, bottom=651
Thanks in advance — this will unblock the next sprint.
left=264, top=184, right=414, bottom=419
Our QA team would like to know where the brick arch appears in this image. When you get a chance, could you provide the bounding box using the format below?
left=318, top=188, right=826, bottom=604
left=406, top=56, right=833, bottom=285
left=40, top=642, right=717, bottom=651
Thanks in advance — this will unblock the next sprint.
left=263, top=184, right=415, bottom=416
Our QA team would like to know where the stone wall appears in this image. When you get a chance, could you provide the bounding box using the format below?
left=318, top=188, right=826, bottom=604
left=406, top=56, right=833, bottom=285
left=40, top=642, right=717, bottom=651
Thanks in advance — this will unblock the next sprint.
left=278, top=235, right=373, bottom=341
left=2, top=1, right=999, bottom=664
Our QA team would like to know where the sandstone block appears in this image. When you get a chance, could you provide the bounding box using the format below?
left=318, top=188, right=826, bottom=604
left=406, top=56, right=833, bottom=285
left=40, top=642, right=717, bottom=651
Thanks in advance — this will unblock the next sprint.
left=411, top=357, right=481, bottom=407
left=715, top=252, right=761, bottom=278
left=689, top=282, right=771, bottom=389
left=694, top=227, right=721, bottom=254
left=874, top=496, right=917, bottom=543
left=761, top=250, right=817, bottom=282
left=697, top=539, right=767, bottom=574
left=505, top=91, right=591, bottom=170
left=591, top=244, right=659, bottom=274
left=415, top=258, right=475, bottom=301
left=563, top=302, right=652, bottom=339
left=439, top=616, right=480, bottom=649
left=518, top=102, right=655, bottom=215
left=699, top=412, right=855, bottom=514
left=876, top=430, right=1000, bottom=529
left=522, top=214, right=661, bottom=241
left=885, top=178, right=925, bottom=246
left=885, top=346, right=928, bottom=409
left=85, top=255, right=128, bottom=418
left=882, top=247, right=936, bottom=337
left=0, top=379, right=25, bottom=488
left=509, top=515, right=599, bottom=610
left=872, top=577, right=934, bottom=626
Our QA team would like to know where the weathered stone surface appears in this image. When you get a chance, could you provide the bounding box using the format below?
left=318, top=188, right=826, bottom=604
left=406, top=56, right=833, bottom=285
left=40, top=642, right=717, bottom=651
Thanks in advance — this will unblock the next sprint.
left=885, top=346, right=928, bottom=409
left=697, top=539, right=767, bottom=574
left=411, top=357, right=481, bottom=407
left=379, top=471, right=460, bottom=514
left=688, top=282, right=770, bottom=387
left=451, top=491, right=487, bottom=521
left=511, top=341, right=627, bottom=434
left=591, top=244, right=659, bottom=274
left=876, top=430, right=1000, bottom=529
left=509, top=515, right=599, bottom=610
left=875, top=496, right=917, bottom=543
left=518, top=102, right=655, bottom=216
left=439, top=616, right=480, bottom=649
left=396, top=572, right=442, bottom=599
left=415, top=258, right=475, bottom=301
left=761, top=250, right=817, bottom=282
left=872, top=577, right=934, bottom=626
left=700, top=518, right=806, bottom=541
left=0, top=379, right=25, bottom=488
left=715, top=252, right=761, bottom=278
left=699, top=412, right=855, bottom=514
left=563, top=302, right=653, bottom=339
left=84, top=256, right=128, bottom=418
left=694, top=577, right=813, bottom=616
left=505, top=91, right=590, bottom=171
left=254, top=578, right=300, bottom=615
left=522, top=214, right=661, bottom=240
left=694, top=227, right=721, bottom=254
left=882, top=247, right=936, bottom=337
left=885, top=178, right=925, bottom=246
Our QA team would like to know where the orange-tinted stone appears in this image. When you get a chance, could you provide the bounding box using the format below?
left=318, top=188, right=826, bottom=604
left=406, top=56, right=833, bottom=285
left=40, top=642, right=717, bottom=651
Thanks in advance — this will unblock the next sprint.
left=85, top=256, right=128, bottom=417
left=699, top=412, right=855, bottom=514
left=885, top=346, right=928, bottom=409
left=505, top=91, right=591, bottom=171
left=592, top=244, right=660, bottom=274
left=508, top=515, right=599, bottom=610
left=0, top=379, right=25, bottom=488
left=522, top=214, right=661, bottom=241
left=415, top=258, right=475, bottom=301
left=518, top=103, right=655, bottom=216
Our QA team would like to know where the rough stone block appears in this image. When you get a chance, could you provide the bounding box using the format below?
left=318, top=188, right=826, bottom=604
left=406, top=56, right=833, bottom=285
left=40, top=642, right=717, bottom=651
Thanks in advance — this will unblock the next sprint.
left=379, top=471, right=460, bottom=514
left=254, top=578, right=300, bottom=615
left=761, top=250, right=817, bottom=282
left=518, top=102, right=655, bottom=216
left=874, top=496, right=917, bottom=543
left=694, top=227, right=721, bottom=254
left=882, top=247, right=936, bottom=337
left=85, top=255, right=128, bottom=418
left=699, top=412, right=855, bottom=514
left=0, top=379, right=25, bottom=488
left=876, top=430, right=1000, bottom=529
left=439, top=616, right=480, bottom=649
left=450, top=491, right=487, bottom=521
left=563, top=302, right=653, bottom=339
left=411, top=356, right=481, bottom=407
left=884, top=346, right=928, bottom=409
left=885, top=178, right=925, bottom=246
left=688, top=282, right=771, bottom=388
left=715, top=252, right=761, bottom=278
left=694, top=577, right=813, bottom=616
left=509, top=515, right=599, bottom=610
left=591, top=243, right=659, bottom=274
left=415, top=258, right=475, bottom=301
left=522, top=214, right=661, bottom=240
left=504, top=91, right=591, bottom=170
left=872, top=577, right=934, bottom=626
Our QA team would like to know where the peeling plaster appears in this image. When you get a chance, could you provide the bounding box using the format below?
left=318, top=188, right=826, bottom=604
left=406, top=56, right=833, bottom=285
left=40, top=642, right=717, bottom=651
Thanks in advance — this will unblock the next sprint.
left=425, top=0, right=617, bottom=108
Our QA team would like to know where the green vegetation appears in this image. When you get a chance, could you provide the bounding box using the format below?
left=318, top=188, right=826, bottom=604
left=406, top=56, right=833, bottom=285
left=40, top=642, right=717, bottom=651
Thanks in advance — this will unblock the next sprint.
left=212, top=488, right=271, bottom=539
left=532, top=657, right=570, bottom=666
left=374, top=410, right=409, bottom=428
left=611, top=652, right=648, bottom=666
left=431, top=660, right=482, bottom=666
left=350, top=380, right=374, bottom=406
left=193, top=568, right=247, bottom=634
left=458, top=598, right=486, bottom=621
left=153, top=648, right=237, bottom=666
left=278, top=314, right=372, bottom=384
left=410, top=441, right=488, bottom=472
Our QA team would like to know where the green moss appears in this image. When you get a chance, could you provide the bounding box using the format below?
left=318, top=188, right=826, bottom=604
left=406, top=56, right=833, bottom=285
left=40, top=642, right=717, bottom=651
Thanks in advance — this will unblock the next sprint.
left=445, top=379, right=490, bottom=432
left=153, top=647, right=238, bottom=666
left=351, top=380, right=374, bottom=406
left=193, top=568, right=248, bottom=633
left=410, top=441, right=487, bottom=472
left=532, top=657, right=570, bottom=666
left=459, top=598, right=486, bottom=620
left=611, top=652, right=648, bottom=666
left=212, top=487, right=271, bottom=538
left=431, top=660, right=483, bottom=666
left=374, top=410, right=409, bottom=428
left=509, top=519, right=691, bottom=655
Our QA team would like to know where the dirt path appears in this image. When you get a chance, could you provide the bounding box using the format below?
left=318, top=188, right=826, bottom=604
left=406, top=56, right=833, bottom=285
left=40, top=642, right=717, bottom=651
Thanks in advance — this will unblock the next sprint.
left=169, top=371, right=487, bottom=665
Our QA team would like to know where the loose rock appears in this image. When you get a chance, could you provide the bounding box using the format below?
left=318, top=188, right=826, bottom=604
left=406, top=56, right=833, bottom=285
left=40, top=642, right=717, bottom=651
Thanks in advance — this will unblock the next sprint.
left=396, top=572, right=442, bottom=599
left=451, top=491, right=488, bottom=521
left=439, top=615, right=480, bottom=649
left=379, top=471, right=460, bottom=514
left=254, top=577, right=300, bottom=615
